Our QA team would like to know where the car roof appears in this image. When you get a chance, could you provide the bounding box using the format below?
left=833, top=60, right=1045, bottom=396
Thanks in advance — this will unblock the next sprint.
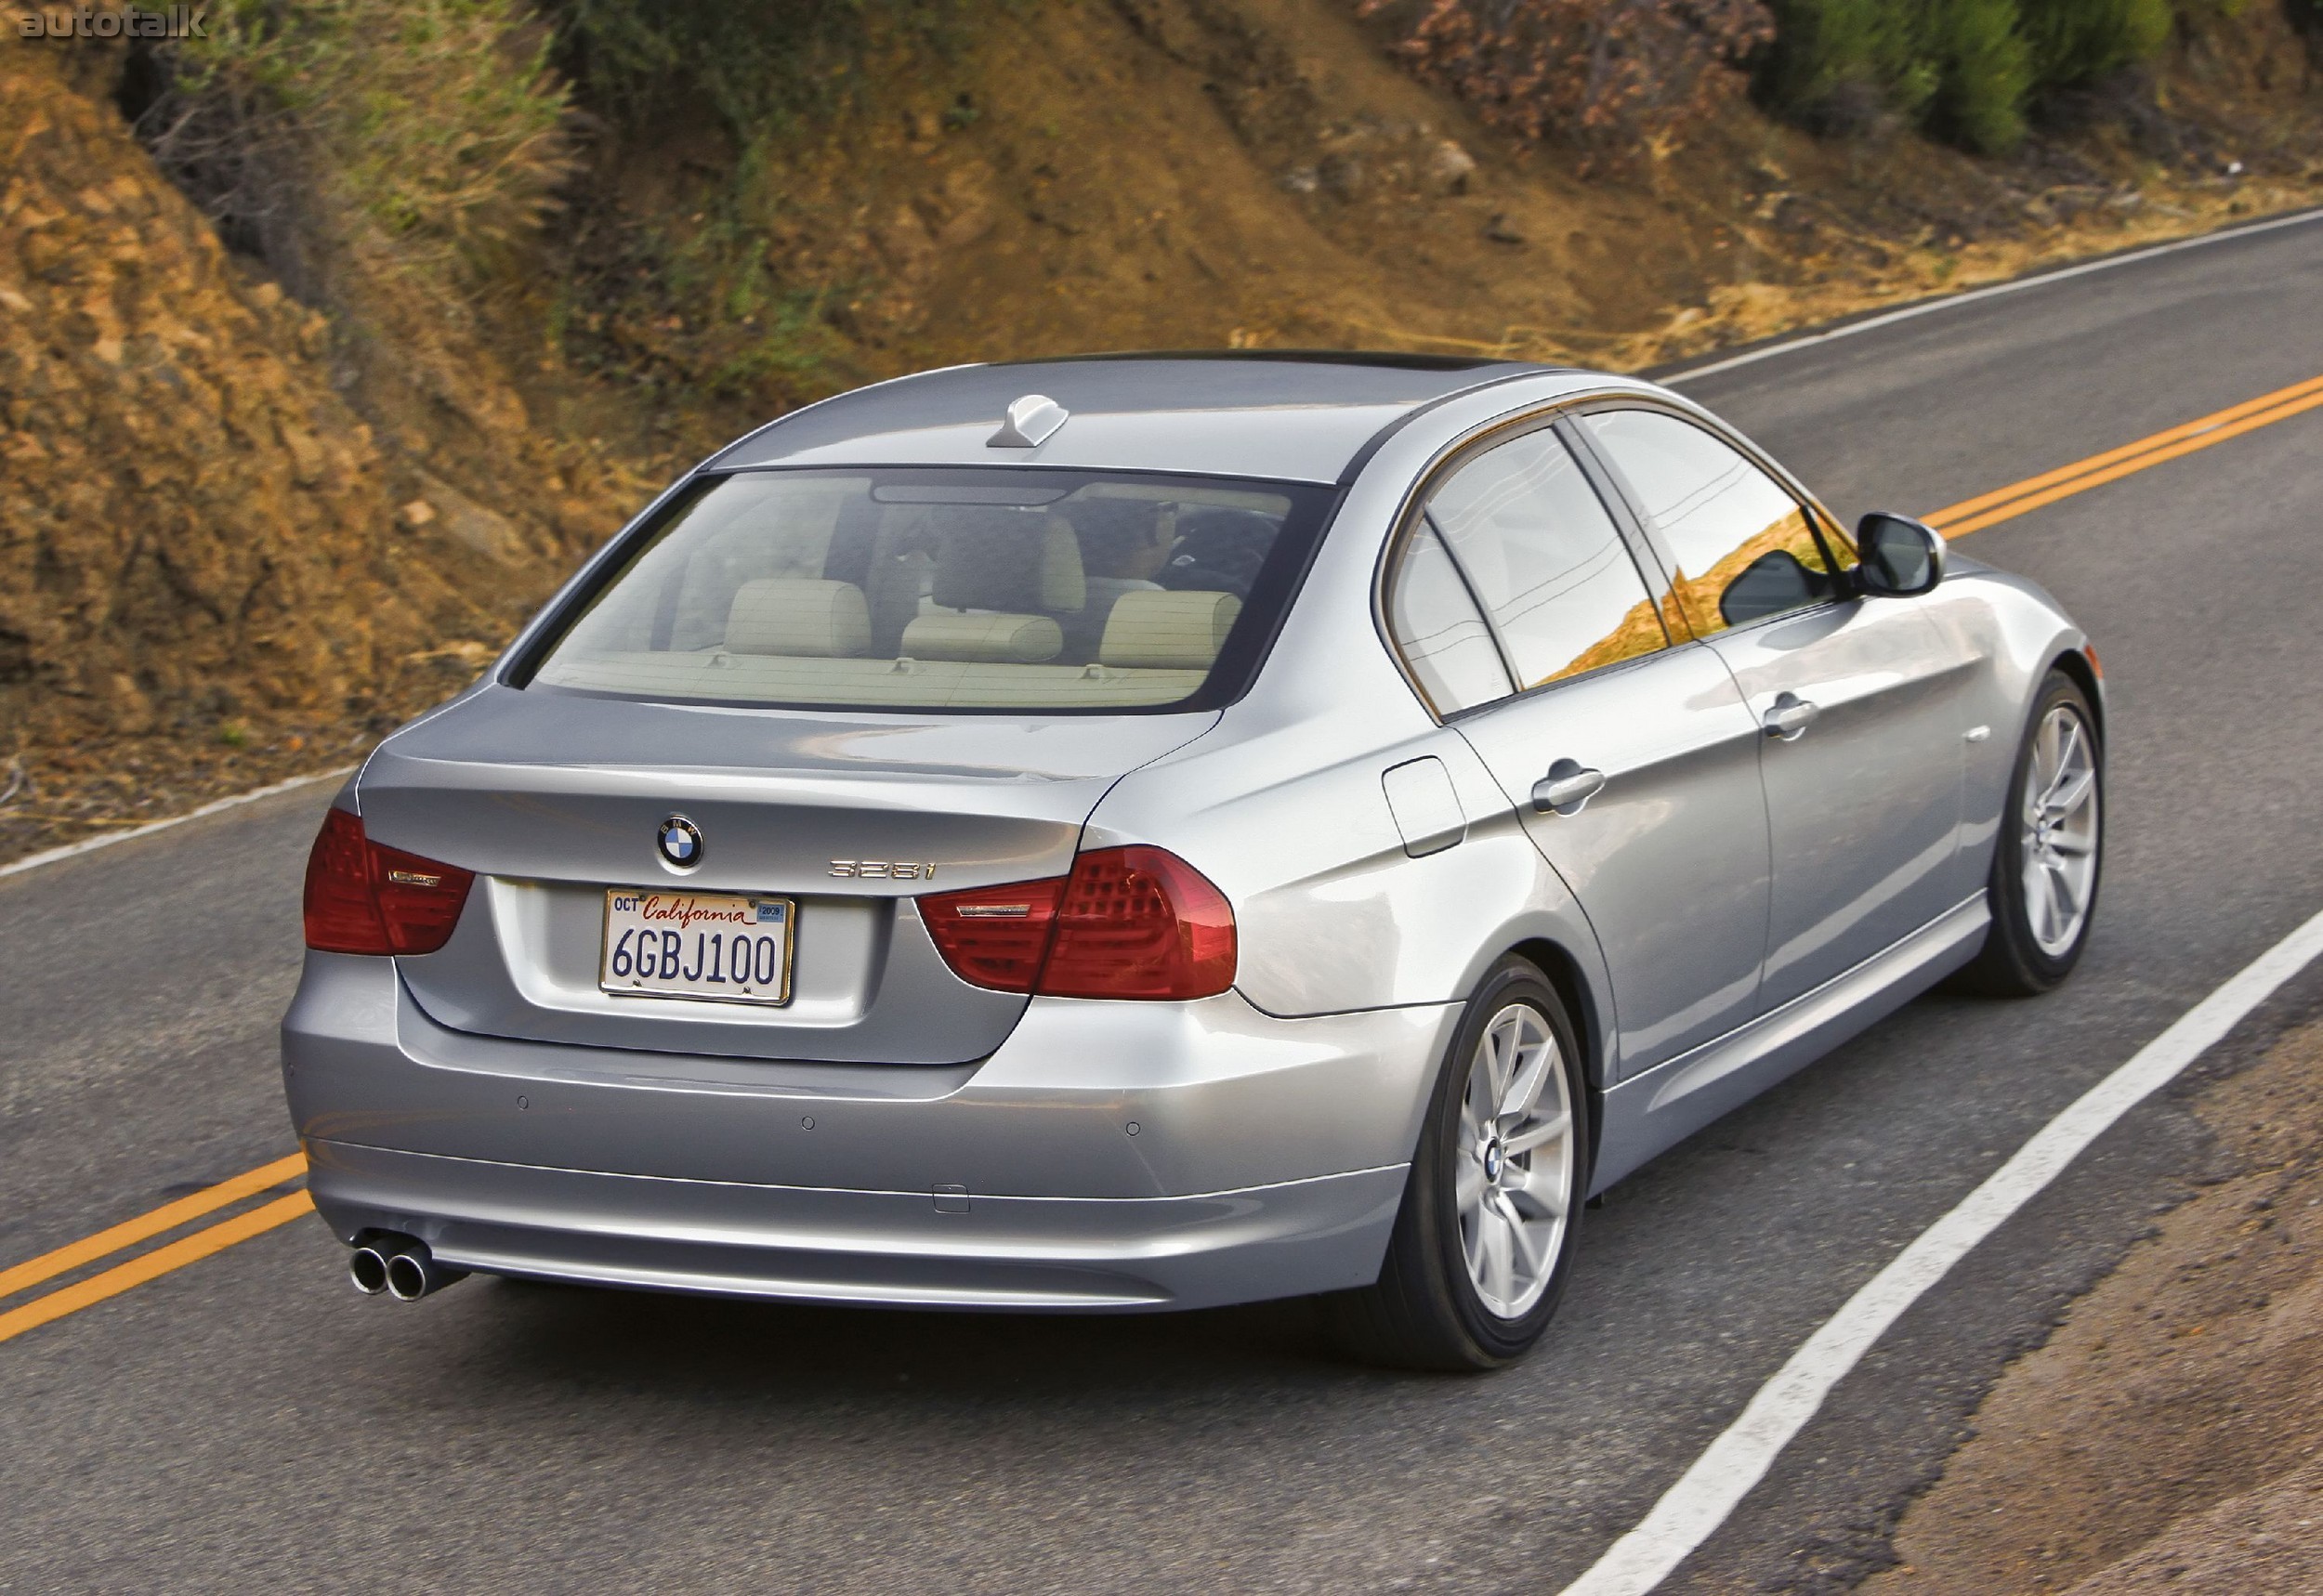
left=704, top=353, right=1598, bottom=485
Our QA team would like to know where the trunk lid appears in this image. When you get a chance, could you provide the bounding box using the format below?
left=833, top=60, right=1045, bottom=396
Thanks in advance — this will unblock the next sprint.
left=358, top=686, right=1217, bottom=1064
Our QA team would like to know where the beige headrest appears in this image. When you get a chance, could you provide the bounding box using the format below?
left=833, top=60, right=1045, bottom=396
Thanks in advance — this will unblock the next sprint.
left=1098, top=590, right=1241, bottom=670
left=725, top=579, right=872, bottom=658
left=900, top=611, right=1065, bottom=664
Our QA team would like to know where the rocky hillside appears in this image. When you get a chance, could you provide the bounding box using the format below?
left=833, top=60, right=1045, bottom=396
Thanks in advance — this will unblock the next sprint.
left=1, top=31, right=658, bottom=847
left=2, top=0, right=2319, bottom=860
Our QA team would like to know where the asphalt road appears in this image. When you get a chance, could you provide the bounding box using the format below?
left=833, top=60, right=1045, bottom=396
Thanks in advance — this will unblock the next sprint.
left=6, top=214, right=2323, bottom=1595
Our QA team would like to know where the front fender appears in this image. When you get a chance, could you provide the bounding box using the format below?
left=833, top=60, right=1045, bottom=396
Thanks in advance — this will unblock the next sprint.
left=1918, top=566, right=2096, bottom=881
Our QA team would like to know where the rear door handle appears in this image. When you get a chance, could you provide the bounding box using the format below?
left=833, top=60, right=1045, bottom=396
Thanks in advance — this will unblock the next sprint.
left=1531, top=758, right=1607, bottom=817
left=1762, top=691, right=1820, bottom=741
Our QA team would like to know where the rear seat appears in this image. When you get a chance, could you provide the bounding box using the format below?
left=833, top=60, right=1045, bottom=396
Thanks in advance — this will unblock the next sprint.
left=711, top=582, right=1239, bottom=674
left=582, top=532, right=1240, bottom=706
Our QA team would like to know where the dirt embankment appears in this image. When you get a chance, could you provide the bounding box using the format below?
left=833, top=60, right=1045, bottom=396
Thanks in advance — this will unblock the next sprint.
left=563, top=0, right=2323, bottom=399
left=1862, top=1018, right=2323, bottom=1594
left=0, top=41, right=665, bottom=847
left=3, top=1, right=2322, bottom=862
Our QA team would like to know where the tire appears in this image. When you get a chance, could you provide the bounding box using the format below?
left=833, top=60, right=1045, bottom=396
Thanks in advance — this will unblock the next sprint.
left=1325, top=958, right=1590, bottom=1371
left=1954, top=669, right=2104, bottom=997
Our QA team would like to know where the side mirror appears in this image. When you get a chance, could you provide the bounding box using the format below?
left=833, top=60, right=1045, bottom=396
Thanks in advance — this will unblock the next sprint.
left=1854, top=512, right=1948, bottom=597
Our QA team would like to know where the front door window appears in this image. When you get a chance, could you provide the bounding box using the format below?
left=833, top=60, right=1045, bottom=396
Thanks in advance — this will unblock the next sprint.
left=1581, top=410, right=1842, bottom=636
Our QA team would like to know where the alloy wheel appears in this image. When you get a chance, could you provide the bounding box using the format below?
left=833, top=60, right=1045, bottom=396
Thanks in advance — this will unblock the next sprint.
left=1455, top=1002, right=1576, bottom=1319
left=2021, top=702, right=2100, bottom=958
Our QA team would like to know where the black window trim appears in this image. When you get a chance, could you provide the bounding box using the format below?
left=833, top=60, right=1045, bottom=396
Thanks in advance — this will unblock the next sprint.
left=1550, top=412, right=1691, bottom=648
left=1416, top=510, right=1522, bottom=706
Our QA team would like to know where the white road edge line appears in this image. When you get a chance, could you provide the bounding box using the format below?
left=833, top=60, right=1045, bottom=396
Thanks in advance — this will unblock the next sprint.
left=1662, top=203, right=2323, bottom=386
left=1559, top=903, right=2323, bottom=1596
left=0, top=766, right=354, bottom=882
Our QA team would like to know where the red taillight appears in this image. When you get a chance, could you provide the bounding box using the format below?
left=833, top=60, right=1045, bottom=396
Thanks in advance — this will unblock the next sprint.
left=302, top=808, right=475, bottom=956
left=918, top=845, right=1236, bottom=1001
left=915, top=873, right=1068, bottom=993
left=1040, top=846, right=1236, bottom=999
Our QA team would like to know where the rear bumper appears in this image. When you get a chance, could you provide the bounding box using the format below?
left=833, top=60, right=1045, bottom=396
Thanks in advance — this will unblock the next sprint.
left=306, top=1141, right=1406, bottom=1312
left=283, top=954, right=1453, bottom=1311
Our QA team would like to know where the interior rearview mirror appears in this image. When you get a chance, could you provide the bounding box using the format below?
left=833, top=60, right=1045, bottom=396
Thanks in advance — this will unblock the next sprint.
left=1854, top=512, right=1947, bottom=597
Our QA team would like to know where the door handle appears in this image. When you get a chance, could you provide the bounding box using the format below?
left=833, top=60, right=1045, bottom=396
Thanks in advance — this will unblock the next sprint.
left=1531, top=758, right=1607, bottom=817
left=1762, top=691, right=1820, bottom=741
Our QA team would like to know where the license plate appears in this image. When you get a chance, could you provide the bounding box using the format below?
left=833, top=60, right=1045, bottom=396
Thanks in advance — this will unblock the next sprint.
left=600, top=889, right=794, bottom=1006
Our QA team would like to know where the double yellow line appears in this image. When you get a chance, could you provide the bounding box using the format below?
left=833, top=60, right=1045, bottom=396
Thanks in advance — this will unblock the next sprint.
left=3, top=363, right=2320, bottom=1350
left=0, top=1154, right=311, bottom=1345
left=1925, top=372, right=2323, bottom=536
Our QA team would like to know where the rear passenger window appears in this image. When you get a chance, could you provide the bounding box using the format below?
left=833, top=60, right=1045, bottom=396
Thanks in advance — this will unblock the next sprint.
left=1420, top=429, right=1670, bottom=692
left=1385, top=523, right=1515, bottom=716
left=1581, top=410, right=1837, bottom=636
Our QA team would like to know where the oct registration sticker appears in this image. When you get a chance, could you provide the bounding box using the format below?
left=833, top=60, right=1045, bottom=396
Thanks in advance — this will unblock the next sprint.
left=601, top=890, right=794, bottom=1006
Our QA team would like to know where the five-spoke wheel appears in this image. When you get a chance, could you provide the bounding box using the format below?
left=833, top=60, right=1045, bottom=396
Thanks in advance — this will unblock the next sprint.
left=1958, top=667, right=2105, bottom=995
left=1455, top=1003, right=1576, bottom=1319
left=2020, top=701, right=2100, bottom=958
left=1327, top=959, right=1587, bottom=1370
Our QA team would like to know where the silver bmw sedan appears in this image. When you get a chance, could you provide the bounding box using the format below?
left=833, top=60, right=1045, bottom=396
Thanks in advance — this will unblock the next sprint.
left=284, top=353, right=2103, bottom=1369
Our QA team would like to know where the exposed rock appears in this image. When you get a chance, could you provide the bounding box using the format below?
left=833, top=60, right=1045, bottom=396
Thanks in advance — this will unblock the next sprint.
left=1, top=49, right=411, bottom=742
left=416, top=474, right=526, bottom=565
left=870, top=203, right=938, bottom=276
left=1319, top=151, right=1366, bottom=200
left=1425, top=138, right=1477, bottom=194
left=912, top=163, right=997, bottom=250
left=0, top=43, right=633, bottom=811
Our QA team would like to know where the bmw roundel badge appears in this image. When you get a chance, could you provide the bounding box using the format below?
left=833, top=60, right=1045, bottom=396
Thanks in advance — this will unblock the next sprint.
left=657, top=815, right=705, bottom=870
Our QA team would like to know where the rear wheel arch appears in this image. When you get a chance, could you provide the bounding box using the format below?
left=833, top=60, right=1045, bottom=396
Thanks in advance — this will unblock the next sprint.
left=1504, top=938, right=1603, bottom=1081
left=1506, top=936, right=1606, bottom=1182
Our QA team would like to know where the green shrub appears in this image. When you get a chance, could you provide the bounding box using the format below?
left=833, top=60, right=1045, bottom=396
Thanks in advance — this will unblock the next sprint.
left=1756, top=0, right=1905, bottom=124
left=2017, top=0, right=2172, bottom=86
left=544, top=0, right=973, bottom=133
left=1763, top=0, right=2179, bottom=153
left=1933, top=0, right=2034, bottom=153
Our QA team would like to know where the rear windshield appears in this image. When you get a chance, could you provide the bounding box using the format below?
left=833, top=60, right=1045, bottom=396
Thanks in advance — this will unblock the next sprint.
left=522, top=468, right=1333, bottom=713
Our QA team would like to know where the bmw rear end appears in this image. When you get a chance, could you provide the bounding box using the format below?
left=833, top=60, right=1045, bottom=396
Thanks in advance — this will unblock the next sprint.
left=282, top=360, right=1468, bottom=1313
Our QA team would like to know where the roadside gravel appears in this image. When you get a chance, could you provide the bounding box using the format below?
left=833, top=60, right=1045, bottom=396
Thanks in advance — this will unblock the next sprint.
left=1861, top=1019, right=2323, bottom=1593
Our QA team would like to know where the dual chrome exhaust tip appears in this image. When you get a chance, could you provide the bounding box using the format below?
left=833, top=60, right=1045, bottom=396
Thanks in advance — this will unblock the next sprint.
left=348, top=1234, right=467, bottom=1302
